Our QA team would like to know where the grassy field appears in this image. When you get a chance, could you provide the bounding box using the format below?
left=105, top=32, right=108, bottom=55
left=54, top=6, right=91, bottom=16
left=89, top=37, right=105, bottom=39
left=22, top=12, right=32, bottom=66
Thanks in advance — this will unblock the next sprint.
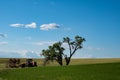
left=1, top=58, right=120, bottom=68
left=0, top=58, right=120, bottom=80
left=0, top=62, right=120, bottom=80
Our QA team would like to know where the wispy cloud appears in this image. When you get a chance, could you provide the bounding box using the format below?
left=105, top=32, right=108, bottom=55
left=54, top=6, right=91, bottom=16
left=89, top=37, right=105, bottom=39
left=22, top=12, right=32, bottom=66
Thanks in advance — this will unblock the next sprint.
left=0, top=34, right=7, bottom=38
left=33, top=41, right=57, bottom=46
left=85, top=46, right=104, bottom=51
left=63, top=27, right=71, bottom=31
left=10, top=22, right=37, bottom=28
left=0, top=42, right=8, bottom=45
left=10, top=23, right=24, bottom=27
left=0, top=50, right=40, bottom=58
left=25, top=22, right=37, bottom=28
left=14, top=50, right=39, bottom=58
left=40, top=23, right=60, bottom=30
left=10, top=22, right=61, bottom=30
left=79, top=53, right=93, bottom=58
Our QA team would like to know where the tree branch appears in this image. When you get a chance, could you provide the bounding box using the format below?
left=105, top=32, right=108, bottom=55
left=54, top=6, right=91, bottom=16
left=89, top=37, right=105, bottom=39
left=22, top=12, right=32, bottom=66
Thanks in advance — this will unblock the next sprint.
left=70, top=45, right=78, bottom=57
left=68, top=42, right=72, bottom=56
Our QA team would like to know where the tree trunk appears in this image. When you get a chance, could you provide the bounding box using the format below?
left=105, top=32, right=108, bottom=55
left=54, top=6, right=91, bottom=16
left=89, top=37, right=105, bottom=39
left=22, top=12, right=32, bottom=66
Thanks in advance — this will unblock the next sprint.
left=56, top=55, right=63, bottom=66
left=58, top=59, right=63, bottom=66
left=65, top=57, right=71, bottom=65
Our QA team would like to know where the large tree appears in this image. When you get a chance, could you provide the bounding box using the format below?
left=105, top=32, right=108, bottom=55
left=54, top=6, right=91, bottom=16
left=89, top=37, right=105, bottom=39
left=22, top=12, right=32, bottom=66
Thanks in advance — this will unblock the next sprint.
left=63, top=35, right=85, bottom=65
left=41, top=42, right=65, bottom=66
left=41, top=35, right=85, bottom=66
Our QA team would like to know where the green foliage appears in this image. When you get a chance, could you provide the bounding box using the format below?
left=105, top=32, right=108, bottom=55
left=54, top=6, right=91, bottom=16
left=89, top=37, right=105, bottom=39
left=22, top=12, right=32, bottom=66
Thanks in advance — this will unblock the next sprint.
left=41, top=35, right=85, bottom=66
left=0, top=63, right=120, bottom=80
left=41, top=42, right=65, bottom=66
left=42, top=42, right=64, bottom=58
left=63, top=35, right=85, bottom=55
left=63, top=35, right=85, bottom=65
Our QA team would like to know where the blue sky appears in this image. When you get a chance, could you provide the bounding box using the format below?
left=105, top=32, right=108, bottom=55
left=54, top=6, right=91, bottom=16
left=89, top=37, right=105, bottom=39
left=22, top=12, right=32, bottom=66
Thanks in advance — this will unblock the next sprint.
left=0, top=0, right=120, bottom=58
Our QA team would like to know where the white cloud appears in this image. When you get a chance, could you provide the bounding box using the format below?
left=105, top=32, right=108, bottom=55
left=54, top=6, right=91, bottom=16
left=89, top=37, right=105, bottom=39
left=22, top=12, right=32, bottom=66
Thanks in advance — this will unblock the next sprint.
left=33, top=41, right=57, bottom=46
left=79, top=54, right=93, bottom=58
left=13, top=50, right=39, bottom=58
left=40, top=23, right=60, bottom=30
left=85, top=46, right=103, bottom=51
left=10, top=22, right=37, bottom=28
left=25, top=22, right=37, bottom=28
left=10, top=23, right=24, bottom=27
left=25, top=51, right=40, bottom=58
left=0, top=50, right=40, bottom=58
left=0, top=34, right=7, bottom=38
left=0, top=42, right=8, bottom=45
left=72, top=53, right=93, bottom=58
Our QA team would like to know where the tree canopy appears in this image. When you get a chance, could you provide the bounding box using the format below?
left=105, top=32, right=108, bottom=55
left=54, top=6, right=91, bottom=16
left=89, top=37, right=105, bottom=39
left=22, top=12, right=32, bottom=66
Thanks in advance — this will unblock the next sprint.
left=41, top=42, right=65, bottom=66
left=63, top=35, right=86, bottom=65
left=41, top=35, right=85, bottom=66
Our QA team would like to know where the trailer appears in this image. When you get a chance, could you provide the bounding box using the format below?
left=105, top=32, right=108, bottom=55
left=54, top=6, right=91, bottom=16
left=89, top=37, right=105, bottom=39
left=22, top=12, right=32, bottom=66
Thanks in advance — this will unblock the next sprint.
left=7, top=58, right=37, bottom=68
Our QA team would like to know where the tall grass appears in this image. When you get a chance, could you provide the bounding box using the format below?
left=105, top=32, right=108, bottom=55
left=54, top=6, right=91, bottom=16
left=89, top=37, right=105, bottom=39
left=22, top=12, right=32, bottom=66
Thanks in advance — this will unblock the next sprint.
left=1, top=58, right=120, bottom=68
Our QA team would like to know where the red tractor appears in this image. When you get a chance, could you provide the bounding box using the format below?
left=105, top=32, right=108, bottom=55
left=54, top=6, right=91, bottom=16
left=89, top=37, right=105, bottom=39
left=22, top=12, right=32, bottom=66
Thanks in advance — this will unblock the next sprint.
left=26, top=59, right=37, bottom=67
left=20, top=59, right=37, bottom=68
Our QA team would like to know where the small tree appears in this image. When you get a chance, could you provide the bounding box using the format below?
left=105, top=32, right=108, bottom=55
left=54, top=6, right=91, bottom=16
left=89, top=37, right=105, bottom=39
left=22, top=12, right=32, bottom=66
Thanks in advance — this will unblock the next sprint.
left=63, top=35, right=85, bottom=65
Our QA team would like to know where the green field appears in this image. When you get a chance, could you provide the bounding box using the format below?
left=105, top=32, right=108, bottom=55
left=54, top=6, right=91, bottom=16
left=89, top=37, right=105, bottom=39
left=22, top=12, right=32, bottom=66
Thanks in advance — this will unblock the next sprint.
left=0, top=58, right=120, bottom=80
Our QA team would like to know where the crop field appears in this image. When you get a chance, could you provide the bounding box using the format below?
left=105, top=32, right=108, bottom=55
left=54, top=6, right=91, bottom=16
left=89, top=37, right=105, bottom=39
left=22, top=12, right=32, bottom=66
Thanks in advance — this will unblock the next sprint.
left=0, top=58, right=120, bottom=80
